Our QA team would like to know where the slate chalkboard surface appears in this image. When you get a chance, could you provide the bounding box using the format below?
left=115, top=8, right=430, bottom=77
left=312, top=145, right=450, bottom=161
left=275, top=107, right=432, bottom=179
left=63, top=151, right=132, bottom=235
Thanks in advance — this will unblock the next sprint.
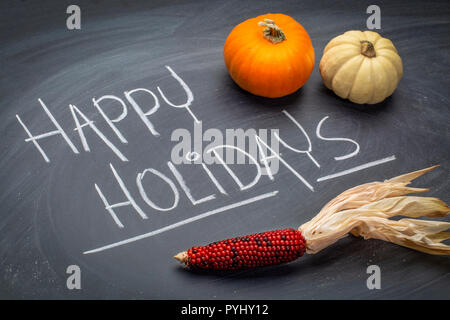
left=1, top=0, right=449, bottom=299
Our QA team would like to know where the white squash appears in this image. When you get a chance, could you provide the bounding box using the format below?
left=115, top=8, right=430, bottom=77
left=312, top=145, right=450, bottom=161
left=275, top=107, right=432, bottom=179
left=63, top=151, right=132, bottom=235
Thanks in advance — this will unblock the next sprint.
left=319, top=30, right=403, bottom=104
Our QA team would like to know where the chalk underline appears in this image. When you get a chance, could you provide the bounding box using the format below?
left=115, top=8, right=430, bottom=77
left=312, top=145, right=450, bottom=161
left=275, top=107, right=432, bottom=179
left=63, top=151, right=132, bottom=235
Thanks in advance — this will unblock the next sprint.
left=83, top=190, right=279, bottom=255
left=316, top=155, right=396, bottom=182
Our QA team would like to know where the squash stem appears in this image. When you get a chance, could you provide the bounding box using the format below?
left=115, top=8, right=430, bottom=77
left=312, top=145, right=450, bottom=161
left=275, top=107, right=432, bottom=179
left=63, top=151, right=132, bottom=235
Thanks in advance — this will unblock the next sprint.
left=258, top=19, right=286, bottom=44
left=360, top=40, right=376, bottom=58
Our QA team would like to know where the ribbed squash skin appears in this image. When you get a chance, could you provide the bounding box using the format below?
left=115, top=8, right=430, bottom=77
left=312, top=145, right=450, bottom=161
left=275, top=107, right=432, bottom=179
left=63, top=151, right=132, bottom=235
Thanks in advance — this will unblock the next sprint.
left=319, top=30, right=403, bottom=104
left=224, top=13, right=315, bottom=98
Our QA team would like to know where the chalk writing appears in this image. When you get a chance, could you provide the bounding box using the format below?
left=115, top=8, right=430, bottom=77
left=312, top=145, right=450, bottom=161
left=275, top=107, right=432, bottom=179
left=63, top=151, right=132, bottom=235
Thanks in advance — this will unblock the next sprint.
left=15, top=65, right=397, bottom=254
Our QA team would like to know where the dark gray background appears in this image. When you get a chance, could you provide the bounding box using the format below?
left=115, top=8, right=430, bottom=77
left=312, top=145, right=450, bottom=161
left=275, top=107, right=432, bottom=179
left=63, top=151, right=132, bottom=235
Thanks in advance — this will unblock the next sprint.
left=1, top=0, right=449, bottom=299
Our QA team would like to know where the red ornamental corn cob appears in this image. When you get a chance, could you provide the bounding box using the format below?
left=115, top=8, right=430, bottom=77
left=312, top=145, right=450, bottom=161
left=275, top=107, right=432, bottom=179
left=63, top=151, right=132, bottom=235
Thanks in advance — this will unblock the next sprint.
left=175, top=166, right=450, bottom=271
left=174, top=228, right=306, bottom=270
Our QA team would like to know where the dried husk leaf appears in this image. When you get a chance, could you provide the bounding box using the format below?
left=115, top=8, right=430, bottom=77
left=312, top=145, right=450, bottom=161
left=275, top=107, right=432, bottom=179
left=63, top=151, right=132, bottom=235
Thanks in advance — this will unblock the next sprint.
left=299, top=166, right=450, bottom=255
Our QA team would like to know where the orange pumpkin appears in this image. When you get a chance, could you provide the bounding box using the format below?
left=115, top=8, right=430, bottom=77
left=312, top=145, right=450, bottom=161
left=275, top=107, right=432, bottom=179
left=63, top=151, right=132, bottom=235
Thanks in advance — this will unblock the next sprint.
left=224, top=13, right=315, bottom=98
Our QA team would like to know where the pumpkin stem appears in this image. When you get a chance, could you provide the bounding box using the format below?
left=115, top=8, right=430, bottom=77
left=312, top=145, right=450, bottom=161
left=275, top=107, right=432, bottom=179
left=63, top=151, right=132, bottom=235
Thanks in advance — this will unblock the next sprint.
left=360, top=40, right=376, bottom=58
left=258, top=19, right=286, bottom=44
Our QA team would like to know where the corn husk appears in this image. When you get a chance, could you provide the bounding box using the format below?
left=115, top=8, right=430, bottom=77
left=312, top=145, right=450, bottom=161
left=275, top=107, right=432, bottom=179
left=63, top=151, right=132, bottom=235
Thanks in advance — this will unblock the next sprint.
left=299, top=166, right=450, bottom=255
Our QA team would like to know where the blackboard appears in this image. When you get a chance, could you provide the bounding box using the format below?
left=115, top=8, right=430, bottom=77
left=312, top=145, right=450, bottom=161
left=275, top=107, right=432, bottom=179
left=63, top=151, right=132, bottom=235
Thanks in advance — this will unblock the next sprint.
left=1, top=0, right=449, bottom=299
